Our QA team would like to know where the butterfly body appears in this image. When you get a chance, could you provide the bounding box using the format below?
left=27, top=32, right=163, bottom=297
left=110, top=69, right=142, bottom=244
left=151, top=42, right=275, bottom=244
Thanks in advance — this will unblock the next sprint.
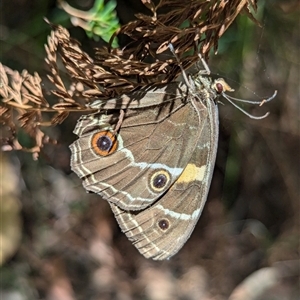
left=70, top=74, right=222, bottom=260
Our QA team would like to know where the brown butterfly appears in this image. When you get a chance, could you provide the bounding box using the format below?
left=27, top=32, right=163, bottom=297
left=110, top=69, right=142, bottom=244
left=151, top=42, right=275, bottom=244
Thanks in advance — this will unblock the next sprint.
left=70, top=50, right=276, bottom=260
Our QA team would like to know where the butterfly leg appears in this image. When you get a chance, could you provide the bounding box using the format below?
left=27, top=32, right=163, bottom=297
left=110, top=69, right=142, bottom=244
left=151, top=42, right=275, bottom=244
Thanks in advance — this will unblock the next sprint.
left=168, top=43, right=196, bottom=90
left=196, top=53, right=211, bottom=75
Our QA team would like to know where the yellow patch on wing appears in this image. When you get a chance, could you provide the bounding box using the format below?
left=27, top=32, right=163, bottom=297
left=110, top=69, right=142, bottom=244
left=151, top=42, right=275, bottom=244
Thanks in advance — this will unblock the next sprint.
left=177, top=164, right=206, bottom=183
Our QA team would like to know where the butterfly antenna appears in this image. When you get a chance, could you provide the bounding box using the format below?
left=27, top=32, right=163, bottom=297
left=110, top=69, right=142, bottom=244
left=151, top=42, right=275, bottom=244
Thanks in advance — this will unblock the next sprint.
left=224, top=90, right=277, bottom=105
left=221, top=90, right=277, bottom=120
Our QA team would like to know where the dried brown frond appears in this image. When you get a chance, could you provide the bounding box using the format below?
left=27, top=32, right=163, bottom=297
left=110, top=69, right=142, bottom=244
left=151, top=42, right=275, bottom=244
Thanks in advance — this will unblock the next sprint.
left=94, top=0, right=259, bottom=85
left=49, top=0, right=260, bottom=96
left=0, top=64, right=66, bottom=156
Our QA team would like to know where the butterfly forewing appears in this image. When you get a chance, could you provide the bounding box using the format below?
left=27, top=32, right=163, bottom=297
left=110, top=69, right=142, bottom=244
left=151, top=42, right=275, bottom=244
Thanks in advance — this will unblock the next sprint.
left=70, top=83, right=208, bottom=211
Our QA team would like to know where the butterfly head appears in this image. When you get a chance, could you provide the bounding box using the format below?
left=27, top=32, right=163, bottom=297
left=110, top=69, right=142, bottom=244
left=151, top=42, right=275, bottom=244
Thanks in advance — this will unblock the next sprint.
left=212, top=78, right=234, bottom=95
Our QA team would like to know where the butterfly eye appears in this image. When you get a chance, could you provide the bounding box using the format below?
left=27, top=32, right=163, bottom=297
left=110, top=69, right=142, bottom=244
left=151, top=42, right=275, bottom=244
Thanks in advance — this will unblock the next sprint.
left=215, top=82, right=223, bottom=94
left=149, top=170, right=171, bottom=192
left=91, top=131, right=118, bottom=156
left=158, top=219, right=170, bottom=230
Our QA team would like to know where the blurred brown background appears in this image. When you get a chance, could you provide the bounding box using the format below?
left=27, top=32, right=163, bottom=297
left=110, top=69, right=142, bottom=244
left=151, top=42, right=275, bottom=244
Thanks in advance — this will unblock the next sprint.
left=1, top=0, right=299, bottom=299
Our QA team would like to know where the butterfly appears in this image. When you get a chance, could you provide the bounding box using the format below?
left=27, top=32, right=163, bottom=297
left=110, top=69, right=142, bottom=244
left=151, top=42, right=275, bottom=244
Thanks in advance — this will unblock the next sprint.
left=70, top=47, right=276, bottom=260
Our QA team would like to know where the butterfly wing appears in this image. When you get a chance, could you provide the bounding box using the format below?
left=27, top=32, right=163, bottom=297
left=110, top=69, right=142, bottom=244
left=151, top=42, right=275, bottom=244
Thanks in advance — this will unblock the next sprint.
left=70, top=84, right=208, bottom=211
left=109, top=98, right=219, bottom=260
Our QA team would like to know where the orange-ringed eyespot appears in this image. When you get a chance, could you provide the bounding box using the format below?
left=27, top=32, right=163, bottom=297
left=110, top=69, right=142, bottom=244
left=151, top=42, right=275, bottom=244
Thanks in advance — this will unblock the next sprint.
left=91, top=131, right=118, bottom=156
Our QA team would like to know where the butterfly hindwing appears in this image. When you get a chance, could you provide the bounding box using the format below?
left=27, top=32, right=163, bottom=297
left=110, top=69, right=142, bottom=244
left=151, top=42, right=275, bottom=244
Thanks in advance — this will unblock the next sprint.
left=109, top=98, right=219, bottom=260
